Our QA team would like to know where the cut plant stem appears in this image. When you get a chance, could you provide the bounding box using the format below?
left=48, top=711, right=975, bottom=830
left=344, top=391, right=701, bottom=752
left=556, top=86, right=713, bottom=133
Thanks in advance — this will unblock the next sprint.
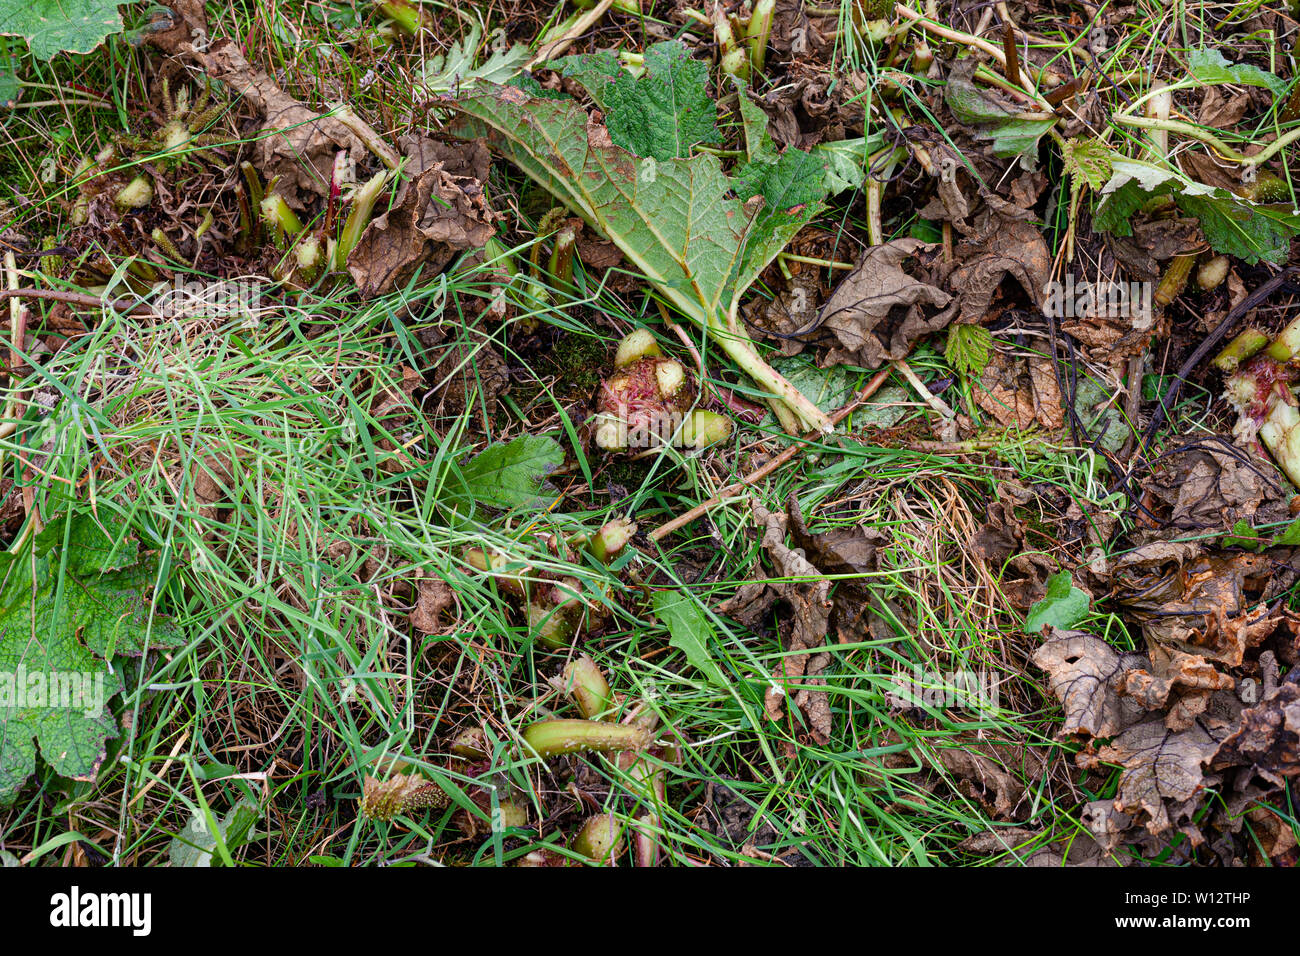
left=335, top=170, right=390, bottom=269
left=562, top=655, right=614, bottom=720
left=260, top=193, right=304, bottom=248
left=1155, top=254, right=1196, bottom=308
left=378, top=0, right=431, bottom=36
left=1213, top=328, right=1269, bottom=373
left=547, top=226, right=577, bottom=297
left=571, top=813, right=620, bottom=862
left=521, top=718, right=650, bottom=757
left=588, top=517, right=636, bottom=564
left=710, top=314, right=832, bottom=433
left=746, top=0, right=776, bottom=74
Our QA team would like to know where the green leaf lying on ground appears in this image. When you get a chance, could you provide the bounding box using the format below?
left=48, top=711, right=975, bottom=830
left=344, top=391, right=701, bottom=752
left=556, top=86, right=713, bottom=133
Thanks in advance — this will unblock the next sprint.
left=169, top=797, right=263, bottom=867
left=417, top=19, right=530, bottom=96
left=1024, top=570, right=1090, bottom=633
left=0, top=512, right=181, bottom=802
left=945, top=61, right=1056, bottom=159
left=444, top=40, right=838, bottom=434
left=651, top=589, right=729, bottom=688
left=0, top=0, right=127, bottom=61
left=1095, top=158, right=1300, bottom=264
left=558, top=41, right=721, bottom=161
left=448, top=434, right=564, bottom=512
left=1187, top=48, right=1286, bottom=96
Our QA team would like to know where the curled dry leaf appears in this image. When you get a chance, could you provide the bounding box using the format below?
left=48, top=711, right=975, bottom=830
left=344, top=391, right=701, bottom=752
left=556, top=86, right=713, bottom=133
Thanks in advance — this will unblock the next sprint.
left=816, top=238, right=955, bottom=368
left=1114, top=549, right=1300, bottom=661
left=1210, top=676, right=1300, bottom=784
left=1140, top=444, right=1288, bottom=535
left=942, top=215, right=1052, bottom=326
left=738, top=499, right=834, bottom=745
left=347, top=139, right=496, bottom=297
left=410, top=576, right=454, bottom=634
left=1121, top=645, right=1235, bottom=732
left=200, top=43, right=367, bottom=210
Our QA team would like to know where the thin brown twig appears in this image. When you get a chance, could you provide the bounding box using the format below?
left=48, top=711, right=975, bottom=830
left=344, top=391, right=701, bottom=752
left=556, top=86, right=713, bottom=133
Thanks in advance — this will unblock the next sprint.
left=649, top=364, right=894, bottom=541
left=0, top=287, right=160, bottom=316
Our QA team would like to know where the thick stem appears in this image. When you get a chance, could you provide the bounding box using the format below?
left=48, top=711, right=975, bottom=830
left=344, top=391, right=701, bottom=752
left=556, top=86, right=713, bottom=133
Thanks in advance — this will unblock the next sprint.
left=711, top=312, right=832, bottom=433
left=521, top=718, right=650, bottom=757
left=562, top=655, right=614, bottom=720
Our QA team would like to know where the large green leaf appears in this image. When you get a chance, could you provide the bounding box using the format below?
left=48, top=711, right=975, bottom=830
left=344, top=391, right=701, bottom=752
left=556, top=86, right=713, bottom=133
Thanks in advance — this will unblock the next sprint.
left=559, top=41, right=721, bottom=161
left=1095, top=158, right=1300, bottom=264
left=0, top=512, right=182, bottom=802
left=0, top=0, right=128, bottom=61
left=444, top=82, right=822, bottom=328
left=1187, top=49, right=1286, bottom=97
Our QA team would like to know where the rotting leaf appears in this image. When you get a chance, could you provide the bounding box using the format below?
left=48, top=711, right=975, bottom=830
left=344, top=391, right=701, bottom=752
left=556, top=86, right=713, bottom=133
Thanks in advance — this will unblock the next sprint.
left=410, top=576, right=454, bottom=634
left=816, top=238, right=955, bottom=369
left=747, top=499, right=833, bottom=745
left=1210, top=675, right=1299, bottom=784
left=1079, top=714, right=1233, bottom=836
left=347, top=138, right=495, bottom=297
left=1031, top=628, right=1146, bottom=739
left=200, top=43, right=368, bottom=210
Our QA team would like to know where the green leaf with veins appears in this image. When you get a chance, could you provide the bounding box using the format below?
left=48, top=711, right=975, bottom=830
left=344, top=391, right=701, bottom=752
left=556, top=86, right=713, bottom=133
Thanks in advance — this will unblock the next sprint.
left=418, top=20, right=530, bottom=96
left=1061, top=137, right=1113, bottom=196
left=0, top=0, right=128, bottom=61
left=0, top=512, right=181, bottom=803
left=945, top=324, right=992, bottom=377
left=1187, top=49, right=1286, bottom=97
left=444, top=82, right=824, bottom=331
left=559, top=41, right=721, bottom=161
left=444, top=42, right=838, bottom=433
left=1095, top=158, right=1300, bottom=264
left=652, top=589, right=729, bottom=689
left=1025, top=571, right=1090, bottom=633
left=447, top=434, right=564, bottom=512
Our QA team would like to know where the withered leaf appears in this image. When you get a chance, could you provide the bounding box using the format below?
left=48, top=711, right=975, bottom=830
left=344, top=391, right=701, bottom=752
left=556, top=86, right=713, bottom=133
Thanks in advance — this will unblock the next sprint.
left=1031, top=629, right=1146, bottom=738
left=1210, top=677, right=1300, bottom=783
left=1121, top=645, right=1235, bottom=731
left=410, top=576, right=454, bottom=634
left=202, top=43, right=367, bottom=210
left=749, top=500, right=833, bottom=744
left=786, top=492, right=887, bottom=578
left=347, top=141, right=495, bottom=297
left=1080, top=715, right=1232, bottom=835
left=816, top=238, right=955, bottom=369
left=944, top=215, right=1051, bottom=325
left=973, top=351, right=1064, bottom=431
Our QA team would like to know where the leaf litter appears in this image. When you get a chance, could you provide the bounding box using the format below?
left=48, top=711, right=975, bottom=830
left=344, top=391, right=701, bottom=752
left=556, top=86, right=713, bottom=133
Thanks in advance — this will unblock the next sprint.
left=4, top=0, right=1300, bottom=869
